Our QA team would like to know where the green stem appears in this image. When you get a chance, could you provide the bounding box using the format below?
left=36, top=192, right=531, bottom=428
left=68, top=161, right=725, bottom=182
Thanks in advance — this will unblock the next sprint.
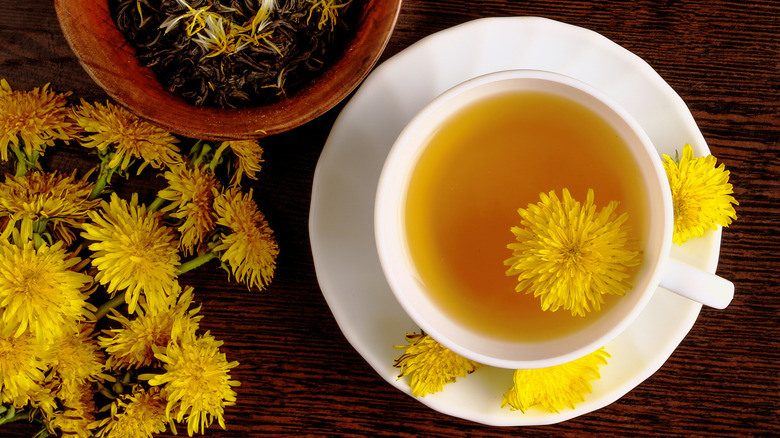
left=0, top=409, right=28, bottom=426
left=94, top=291, right=126, bottom=321
left=147, top=196, right=167, bottom=212
left=89, top=160, right=117, bottom=201
left=10, top=144, right=28, bottom=177
left=177, top=251, right=218, bottom=275
left=191, top=141, right=212, bottom=168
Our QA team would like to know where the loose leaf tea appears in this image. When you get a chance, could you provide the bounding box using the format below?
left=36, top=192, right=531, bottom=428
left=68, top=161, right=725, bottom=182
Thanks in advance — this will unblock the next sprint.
left=112, top=0, right=355, bottom=108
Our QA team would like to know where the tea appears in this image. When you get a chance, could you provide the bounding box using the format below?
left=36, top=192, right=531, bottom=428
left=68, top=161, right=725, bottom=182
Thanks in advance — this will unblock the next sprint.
left=404, top=91, right=647, bottom=342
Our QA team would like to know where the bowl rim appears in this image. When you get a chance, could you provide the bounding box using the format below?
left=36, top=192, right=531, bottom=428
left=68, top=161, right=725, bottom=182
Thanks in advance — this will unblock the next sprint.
left=54, top=0, right=403, bottom=140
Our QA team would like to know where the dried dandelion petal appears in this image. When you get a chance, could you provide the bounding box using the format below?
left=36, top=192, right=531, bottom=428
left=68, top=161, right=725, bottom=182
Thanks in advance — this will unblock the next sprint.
left=113, top=0, right=354, bottom=108
left=505, top=189, right=640, bottom=317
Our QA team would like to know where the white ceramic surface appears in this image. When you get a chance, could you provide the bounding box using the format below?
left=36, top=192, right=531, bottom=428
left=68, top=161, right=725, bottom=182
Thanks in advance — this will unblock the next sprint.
left=309, top=16, right=722, bottom=426
left=375, top=69, right=672, bottom=369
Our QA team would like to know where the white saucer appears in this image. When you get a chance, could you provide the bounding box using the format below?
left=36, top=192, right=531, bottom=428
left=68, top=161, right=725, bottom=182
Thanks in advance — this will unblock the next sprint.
left=309, top=17, right=722, bottom=426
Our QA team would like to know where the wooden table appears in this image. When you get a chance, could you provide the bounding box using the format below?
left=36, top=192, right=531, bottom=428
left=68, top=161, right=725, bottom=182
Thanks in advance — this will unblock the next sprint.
left=1, top=0, right=777, bottom=436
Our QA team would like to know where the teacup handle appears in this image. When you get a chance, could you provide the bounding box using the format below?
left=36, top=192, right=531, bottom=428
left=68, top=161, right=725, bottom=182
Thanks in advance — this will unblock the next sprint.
left=659, top=259, right=734, bottom=309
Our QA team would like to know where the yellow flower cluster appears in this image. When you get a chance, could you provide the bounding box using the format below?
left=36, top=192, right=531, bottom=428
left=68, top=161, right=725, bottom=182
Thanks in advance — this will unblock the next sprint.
left=393, top=144, right=737, bottom=413
left=0, top=79, right=280, bottom=436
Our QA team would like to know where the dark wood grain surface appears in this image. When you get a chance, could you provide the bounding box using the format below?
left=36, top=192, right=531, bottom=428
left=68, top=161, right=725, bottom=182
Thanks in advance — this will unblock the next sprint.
left=1, top=0, right=778, bottom=436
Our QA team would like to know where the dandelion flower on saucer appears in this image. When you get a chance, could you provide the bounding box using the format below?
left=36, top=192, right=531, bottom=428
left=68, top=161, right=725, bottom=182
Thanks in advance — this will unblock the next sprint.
left=144, top=332, right=240, bottom=437
left=100, top=284, right=202, bottom=370
left=158, top=165, right=220, bottom=255
left=72, top=100, right=182, bottom=173
left=213, top=188, right=278, bottom=290
left=505, top=189, right=640, bottom=317
left=49, top=324, right=110, bottom=399
left=0, top=240, right=94, bottom=342
left=0, top=79, right=75, bottom=162
left=393, top=332, right=481, bottom=397
left=662, top=144, right=738, bottom=245
left=216, top=140, right=264, bottom=187
left=81, top=193, right=180, bottom=314
left=94, top=386, right=171, bottom=438
left=0, top=170, right=98, bottom=245
left=0, top=325, right=51, bottom=408
left=502, top=347, right=610, bottom=413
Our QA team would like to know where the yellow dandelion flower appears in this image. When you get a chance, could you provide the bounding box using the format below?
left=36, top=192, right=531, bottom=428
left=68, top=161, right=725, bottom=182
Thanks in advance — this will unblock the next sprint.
left=48, top=382, right=98, bottom=438
left=307, top=0, right=352, bottom=31
left=81, top=193, right=180, bottom=314
left=94, top=386, right=171, bottom=438
left=145, top=332, right=240, bottom=437
left=0, top=79, right=75, bottom=162
left=158, top=165, right=220, bottom=255
left=213, top=188, right=278, bottom=290
left=502, top=347, right=610, bottom=413
left=49, top=324, right=110, bottom=397
left=217, top=140, right=264, bottom=187
left=505, top=189, right=640, bottom=317
left=0, top=325, right=51, bottom=408
left=100, top=284, right=202, bottom=370
left=393, top=332, right=481, bottom=397
left=72, top=100, right=182, bottom=173
left=662, top=144, right=738, bottom=245
left=0, top=241, right=94, bottom=342
left=0, top=170, right=98, bottom=245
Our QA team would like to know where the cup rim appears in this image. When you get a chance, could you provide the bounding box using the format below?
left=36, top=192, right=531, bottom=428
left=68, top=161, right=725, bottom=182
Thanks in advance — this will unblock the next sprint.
left=375, top=69, right=673, bottom=369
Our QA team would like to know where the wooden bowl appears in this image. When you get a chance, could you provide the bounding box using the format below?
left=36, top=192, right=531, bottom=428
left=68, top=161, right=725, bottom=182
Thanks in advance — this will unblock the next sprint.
left=54, top=0, right=402, bottom=140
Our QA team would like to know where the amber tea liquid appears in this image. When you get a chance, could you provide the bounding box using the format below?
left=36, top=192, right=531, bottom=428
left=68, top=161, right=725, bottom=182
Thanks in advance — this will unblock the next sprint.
left=405, top=91, right=647, bottom=342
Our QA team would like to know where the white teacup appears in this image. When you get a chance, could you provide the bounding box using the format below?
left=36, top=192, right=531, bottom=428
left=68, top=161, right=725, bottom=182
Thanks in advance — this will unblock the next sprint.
left=375, top=70, right=733, bottom=369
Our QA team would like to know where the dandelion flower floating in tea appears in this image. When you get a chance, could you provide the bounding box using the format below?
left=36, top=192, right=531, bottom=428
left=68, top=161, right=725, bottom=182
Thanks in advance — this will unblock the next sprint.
left=393, top=332, right=481, bottom=397
left=113, top=0, right=355, bottom=108
left=505, top=188, right=640, bottom=317
left=502, top=348, right=610, bottom=413
left=662, top=143, right=738, bottom=245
